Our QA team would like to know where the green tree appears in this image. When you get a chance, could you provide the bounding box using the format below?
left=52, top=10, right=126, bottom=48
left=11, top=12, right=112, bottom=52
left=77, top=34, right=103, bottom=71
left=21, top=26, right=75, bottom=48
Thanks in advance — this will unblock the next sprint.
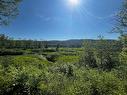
left=79, top=41, right=97, bottom=68
left=115, top=0, right=127, bottom=65
left=0, top=34, right=8, bottom=48
left=0, top=0, right=21, bottom=25
left=95, top=36, right=117, bottom=71
left=80, top=36, right=118, bottom=71
left=56, top=44, right=60, bottom=52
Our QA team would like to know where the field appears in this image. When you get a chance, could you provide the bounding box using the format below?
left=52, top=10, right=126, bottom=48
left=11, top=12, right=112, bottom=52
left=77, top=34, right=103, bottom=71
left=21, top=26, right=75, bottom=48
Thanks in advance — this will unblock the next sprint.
left=0, top=47, right=83, bottom=94
left=0, top=43, right=127, bottom=95
left=0, top=35, right=126, bottom=95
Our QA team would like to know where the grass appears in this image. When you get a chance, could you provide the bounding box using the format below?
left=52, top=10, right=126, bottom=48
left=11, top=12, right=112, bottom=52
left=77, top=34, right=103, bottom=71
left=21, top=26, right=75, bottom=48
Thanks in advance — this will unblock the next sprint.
left=9, top=55, right=51, bottom=70
left=56, top=55, right=80, bottom=63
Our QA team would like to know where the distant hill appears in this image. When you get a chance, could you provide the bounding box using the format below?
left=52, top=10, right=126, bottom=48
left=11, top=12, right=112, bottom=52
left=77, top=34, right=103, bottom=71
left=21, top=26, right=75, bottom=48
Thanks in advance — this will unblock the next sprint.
left=47, top=39, right=120, bottom=48
left=47, top=39, right=84, bottom=47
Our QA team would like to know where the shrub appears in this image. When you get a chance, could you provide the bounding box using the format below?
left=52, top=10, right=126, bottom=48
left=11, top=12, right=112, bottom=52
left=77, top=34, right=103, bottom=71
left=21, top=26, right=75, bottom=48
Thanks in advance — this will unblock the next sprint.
left=119, top=48, right=127, bottom=64
left=0, top=49, right=23, bottom=56
left=46, top=53, right=59, bottom=62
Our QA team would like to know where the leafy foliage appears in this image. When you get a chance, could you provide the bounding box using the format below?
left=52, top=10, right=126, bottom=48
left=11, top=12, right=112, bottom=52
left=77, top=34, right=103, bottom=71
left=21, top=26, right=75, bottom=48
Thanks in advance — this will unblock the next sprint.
left=0, top=0, right=21, bottom=25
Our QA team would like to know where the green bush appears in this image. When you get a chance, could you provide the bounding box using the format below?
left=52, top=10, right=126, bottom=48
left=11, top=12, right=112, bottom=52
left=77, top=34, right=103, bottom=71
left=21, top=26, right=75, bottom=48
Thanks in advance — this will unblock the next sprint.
left=46, top=53, right=59, bottom=62
left=0, top=47, right=126, bottom=95
left=0, top=49, right=23, bottom=56
left=69, top=68, right=126, bottom=95
left=119, top=48, right=127, bottom=64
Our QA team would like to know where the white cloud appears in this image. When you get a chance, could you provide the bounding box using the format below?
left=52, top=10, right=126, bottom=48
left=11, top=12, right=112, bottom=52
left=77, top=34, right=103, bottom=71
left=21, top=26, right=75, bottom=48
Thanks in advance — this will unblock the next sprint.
left=36, top=14, right=62, bottom=22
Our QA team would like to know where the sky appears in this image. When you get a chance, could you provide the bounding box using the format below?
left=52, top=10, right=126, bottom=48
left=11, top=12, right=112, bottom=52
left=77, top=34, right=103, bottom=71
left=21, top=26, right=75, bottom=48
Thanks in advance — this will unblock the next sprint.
left=0, top=0, right=124, bottom=40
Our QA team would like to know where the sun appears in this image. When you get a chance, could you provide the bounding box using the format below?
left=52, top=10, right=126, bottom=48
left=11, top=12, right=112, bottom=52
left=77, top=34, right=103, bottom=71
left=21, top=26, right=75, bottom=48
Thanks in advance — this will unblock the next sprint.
left=69, top=0, right=79, bottom=6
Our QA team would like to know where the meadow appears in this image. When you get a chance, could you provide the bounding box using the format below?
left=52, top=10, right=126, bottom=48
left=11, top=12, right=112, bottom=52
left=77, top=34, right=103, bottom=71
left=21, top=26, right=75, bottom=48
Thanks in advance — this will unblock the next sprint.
left=0, top=39, right=127, bottom=95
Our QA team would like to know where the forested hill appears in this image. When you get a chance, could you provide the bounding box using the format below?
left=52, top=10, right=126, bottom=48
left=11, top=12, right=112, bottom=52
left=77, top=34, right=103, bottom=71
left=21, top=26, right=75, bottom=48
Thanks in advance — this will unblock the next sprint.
left=47, top=39, right=84, bottom=47
left=47, top=39, right=120, bottom=48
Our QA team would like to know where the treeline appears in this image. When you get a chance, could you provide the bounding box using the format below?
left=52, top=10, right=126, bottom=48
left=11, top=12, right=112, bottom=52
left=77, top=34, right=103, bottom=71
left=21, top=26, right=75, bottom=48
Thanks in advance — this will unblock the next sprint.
left=0, top=34, right=48, bottom=49
left=0, top=34, right=122, bottom=51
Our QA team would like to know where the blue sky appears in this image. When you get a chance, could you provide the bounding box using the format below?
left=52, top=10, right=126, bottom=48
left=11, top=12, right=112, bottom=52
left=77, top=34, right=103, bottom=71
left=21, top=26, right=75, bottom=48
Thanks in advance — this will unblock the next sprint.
left=0, top=0, right=123, bottom=40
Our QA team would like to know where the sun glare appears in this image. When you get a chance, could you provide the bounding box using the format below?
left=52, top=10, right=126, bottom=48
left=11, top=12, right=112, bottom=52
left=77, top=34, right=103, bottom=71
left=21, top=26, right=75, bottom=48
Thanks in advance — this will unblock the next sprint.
left=69, top=0, right=79, bottom=6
